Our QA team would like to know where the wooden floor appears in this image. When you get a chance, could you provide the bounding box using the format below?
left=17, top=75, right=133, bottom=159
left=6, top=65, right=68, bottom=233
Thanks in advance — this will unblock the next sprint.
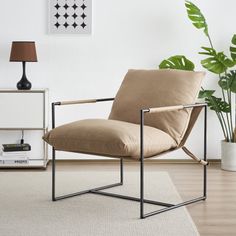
left=46, top=161, right=236, bottom=236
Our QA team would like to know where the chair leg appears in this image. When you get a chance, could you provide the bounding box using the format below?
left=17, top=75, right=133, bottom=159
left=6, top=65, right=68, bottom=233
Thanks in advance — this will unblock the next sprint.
left=120, top=158, right=123, bottom=185
left=52, top=147, right=56, bottom=201
left=51, top=147, right=207, bottom=218
left=136, top=107, right=208, bottom=219
left=52, top=150, right=123, bottom=201
left=140, top=110, right=145, bottom=219
left=140, top=157, right=144, bottom=219
left=203, top=105, right=207, bottom=199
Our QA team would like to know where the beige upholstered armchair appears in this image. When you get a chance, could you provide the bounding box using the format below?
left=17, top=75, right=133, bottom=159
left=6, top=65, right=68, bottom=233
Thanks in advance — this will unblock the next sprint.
left=43, top=69, right=208, bottom=219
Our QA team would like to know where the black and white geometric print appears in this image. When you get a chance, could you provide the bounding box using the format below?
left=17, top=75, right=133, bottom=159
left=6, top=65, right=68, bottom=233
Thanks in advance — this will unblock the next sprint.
left=49, top=0, right=92, bottom=34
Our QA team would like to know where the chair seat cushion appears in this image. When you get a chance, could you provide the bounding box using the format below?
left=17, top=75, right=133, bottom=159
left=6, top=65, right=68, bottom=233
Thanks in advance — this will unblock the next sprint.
left=43, top=119, right=177, bottom=159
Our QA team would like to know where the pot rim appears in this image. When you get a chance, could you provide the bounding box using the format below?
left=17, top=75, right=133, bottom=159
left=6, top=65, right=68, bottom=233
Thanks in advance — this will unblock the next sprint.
left=221, top=140, right=236, bottom=144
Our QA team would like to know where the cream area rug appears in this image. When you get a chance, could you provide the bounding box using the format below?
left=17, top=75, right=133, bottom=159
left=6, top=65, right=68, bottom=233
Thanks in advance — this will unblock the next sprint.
left=0, top=170, right=199, bottom=236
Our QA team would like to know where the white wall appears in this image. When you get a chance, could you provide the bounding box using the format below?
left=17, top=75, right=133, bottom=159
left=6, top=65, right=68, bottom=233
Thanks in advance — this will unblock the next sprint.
left=0, top=0, right=235, bottom=159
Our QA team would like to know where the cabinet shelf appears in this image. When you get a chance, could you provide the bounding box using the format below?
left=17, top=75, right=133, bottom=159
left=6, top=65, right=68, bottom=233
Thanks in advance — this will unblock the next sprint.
left=0, top=159, right=48, bottom=169
left=0, top=128, right=48, bottom=131
left=0, top=89, right=49, bottom=169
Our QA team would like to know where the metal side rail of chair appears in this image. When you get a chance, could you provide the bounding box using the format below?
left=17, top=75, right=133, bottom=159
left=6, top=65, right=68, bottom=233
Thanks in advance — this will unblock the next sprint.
left=51, top=99, right=208, bottom=219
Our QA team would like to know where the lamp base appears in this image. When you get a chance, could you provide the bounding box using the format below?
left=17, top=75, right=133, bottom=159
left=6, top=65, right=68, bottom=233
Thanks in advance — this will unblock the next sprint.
left=17, top=77, right=31, bottom=90
left=17, top=61, right=32, bottom=90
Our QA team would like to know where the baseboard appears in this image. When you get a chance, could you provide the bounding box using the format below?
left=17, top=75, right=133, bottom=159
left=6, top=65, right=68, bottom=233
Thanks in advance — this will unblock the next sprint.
left=49, top=159, right=220, bottom=164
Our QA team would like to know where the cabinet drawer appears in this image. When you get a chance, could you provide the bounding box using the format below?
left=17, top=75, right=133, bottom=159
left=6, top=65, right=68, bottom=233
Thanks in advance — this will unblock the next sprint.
left=0, top=92, right=44, bottom=128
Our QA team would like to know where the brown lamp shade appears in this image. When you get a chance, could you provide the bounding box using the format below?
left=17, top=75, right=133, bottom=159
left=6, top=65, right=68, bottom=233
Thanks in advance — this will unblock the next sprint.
left=10, top=41, right=37, bottom=62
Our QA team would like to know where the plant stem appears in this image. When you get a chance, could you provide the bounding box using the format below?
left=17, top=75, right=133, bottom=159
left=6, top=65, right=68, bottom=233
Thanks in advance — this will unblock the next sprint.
left=222, top=114, right=229, bottom=140
left=227, top=89, right=234, bottom=141
left=217, top=111, right=228, bottom=140
left=223, top=71, right=234, bottom=142
left=207, top=35, right=214, bottom=49
left=221, top=87, right=232, bottom=140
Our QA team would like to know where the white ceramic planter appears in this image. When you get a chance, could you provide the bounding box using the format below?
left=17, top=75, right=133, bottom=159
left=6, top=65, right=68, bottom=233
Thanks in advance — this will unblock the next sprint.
left=221, top=140, right=236, bottom=171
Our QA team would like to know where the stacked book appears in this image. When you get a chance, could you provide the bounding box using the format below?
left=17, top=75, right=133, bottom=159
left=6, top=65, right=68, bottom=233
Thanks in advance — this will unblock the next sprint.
left=0, top=144, right=31, bottom=165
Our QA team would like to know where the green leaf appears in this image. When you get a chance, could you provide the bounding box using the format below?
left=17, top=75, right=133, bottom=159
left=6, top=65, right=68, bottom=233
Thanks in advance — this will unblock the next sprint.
left=198, top=90, right=215, bottom=99
left=199, top=89, right=230, bottom=113
left=159, top=55, right=195, bottom=71
left=185, top=1, right=209, bottom=36
left=218, top=76, right=230, bottom=90
left=199, top=47, right=214, bottom=55
left=199, top=47, right=235, bottom=74
left=219, top=70, right=236, bottom=93
left=206, top=96, right=230, bottom=113
left=230, top=34, right=236, bottom=61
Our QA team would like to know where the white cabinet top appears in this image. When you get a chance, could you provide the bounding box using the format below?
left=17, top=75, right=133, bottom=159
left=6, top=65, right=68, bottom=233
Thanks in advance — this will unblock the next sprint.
left=0, top=89, right=48, bottom=93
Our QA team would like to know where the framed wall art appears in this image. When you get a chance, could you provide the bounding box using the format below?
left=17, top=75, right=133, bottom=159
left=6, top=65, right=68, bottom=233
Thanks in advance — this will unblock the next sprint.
left=49, top=0, right=92, bottom=34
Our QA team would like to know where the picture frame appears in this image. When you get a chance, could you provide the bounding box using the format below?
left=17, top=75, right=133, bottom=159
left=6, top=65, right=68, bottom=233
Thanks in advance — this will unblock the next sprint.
left=49, top=0, right=92, bottom=34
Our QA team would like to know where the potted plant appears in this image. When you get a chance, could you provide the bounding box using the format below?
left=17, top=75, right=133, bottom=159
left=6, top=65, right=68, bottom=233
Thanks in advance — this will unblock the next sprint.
left=159, top=1, right=236, bottom=171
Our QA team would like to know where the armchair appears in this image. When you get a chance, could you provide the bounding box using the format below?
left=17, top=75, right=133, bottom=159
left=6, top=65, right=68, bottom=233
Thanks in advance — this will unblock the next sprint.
left=44, top=69, right=208, bottom=219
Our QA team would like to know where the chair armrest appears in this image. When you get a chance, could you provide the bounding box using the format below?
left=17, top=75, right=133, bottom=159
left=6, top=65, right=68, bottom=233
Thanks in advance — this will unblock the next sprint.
left=141, top=102, right=208, bottom=166
left=53, top=97, right=114, bottom=106
left=51, top=97, right=114, bottom=128
left=147, top=103, right=207, bottom=114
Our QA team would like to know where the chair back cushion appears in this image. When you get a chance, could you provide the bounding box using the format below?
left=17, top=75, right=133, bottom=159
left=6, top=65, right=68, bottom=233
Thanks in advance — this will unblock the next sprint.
left=108, top=69, right=204, bottom=144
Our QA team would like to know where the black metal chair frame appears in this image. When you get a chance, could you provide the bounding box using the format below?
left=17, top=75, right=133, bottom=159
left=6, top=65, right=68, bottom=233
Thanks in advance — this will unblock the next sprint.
left=51, top=98, right=207, bottom=219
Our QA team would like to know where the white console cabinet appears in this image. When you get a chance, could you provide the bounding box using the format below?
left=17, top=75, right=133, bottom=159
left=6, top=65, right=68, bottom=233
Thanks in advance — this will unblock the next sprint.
left=0, top=89, right=49, bottom=168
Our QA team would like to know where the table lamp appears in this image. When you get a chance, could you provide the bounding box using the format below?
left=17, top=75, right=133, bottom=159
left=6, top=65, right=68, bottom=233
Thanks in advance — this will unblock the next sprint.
left=10, top=41, right=37, bottom=90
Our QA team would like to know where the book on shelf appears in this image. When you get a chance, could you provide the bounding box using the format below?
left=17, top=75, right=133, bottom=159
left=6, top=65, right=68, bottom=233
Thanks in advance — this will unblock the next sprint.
left=0, top=150, right=30, bottom=165
left=0, top=159, right=29, bottom=165
left=2, top=143, right=31, bottom=152
left=1, top=151, right=29, bottom=158
left=0, top=143, right=31, bottom=165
